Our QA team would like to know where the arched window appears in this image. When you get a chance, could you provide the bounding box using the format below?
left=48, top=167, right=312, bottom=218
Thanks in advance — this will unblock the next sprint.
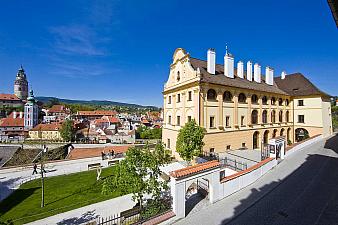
left=279, top=111, right=283, bottom=122
left=286, top=110, right=289, bottom=122
left=271, top=110, right=276, bottom=123
left=251, top=110, right=258, bottom=124
left=271, top=97, right=276, bottom=105
left=278, top=98, right=283, bottom=106
left=207, top=89, right=217, bottom=101
left=285, top=99, right=289, bottom=106
left=238, top=93, right=246, bottom=103
left=223, top=91, right=232, bottom=102
left=251, top=94, right=258, bottom=104
left=262, top=96, right=268, bottom=105
left=176, top=71, right=180, bottom=82
left=262, top=110, right=268, bottom=124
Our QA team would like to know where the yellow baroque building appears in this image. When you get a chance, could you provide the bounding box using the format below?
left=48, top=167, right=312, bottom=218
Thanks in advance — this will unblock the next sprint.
left=29, top=123, right=63, bottom=141
left=162, top=48, right=332, bottom=158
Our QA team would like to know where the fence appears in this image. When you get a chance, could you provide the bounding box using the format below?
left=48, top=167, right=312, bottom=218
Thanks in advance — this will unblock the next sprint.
left=92, top=213, right=140, bottom=225
left=219, top=157, right=247, bottom=171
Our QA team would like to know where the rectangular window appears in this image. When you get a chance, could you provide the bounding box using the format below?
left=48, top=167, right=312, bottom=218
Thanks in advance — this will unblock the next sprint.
left=241, top=116, right=245, bottom=126
left=168, top=116, right=171, bottom=125
left=242, top=143, right=246, bottom=148
left=168, top=96, right=171, bottom=104
left=188, top=91, right=192, bottom=101
left=187, top=116, right=192, bottom=122
left=298, top=115, right=305, bottom=123
left=167, top=139, right=171, bottom=149
left=210, top=116, right=215, bottom=128
left=226, top=116, right=230, bottom=127
left=226, top=145, right=231, bottom=150
left=177, top=94, right=181, bottom=103
left=210, top=148, right=215, bottom=153
left=298, top=100, right=304, bottom=106
left=177, top=116, right=181, bottom=126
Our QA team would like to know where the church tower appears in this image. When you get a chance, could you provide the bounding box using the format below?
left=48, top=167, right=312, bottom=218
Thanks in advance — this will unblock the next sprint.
left=24, top=89, right=39, bottom=130
left=14, top=65, right=29, bottom=100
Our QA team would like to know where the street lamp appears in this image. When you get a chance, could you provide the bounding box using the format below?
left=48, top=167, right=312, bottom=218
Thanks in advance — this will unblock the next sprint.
left=40, top=144, right=48, bottom=208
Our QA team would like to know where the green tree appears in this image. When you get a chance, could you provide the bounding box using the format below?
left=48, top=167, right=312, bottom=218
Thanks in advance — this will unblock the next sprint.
left=102, top=143, right=171, bottom=215
left=60, top=120, right=75, bottom=142
left=176, top=119, right=205, bottom=161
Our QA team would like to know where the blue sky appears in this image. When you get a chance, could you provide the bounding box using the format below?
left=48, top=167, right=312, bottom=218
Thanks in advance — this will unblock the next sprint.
left=0, top=0, right=337, bottom=106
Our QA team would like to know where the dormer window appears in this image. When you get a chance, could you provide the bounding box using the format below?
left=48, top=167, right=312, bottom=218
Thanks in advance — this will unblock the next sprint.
left=176, top=71, right=180, bottom=82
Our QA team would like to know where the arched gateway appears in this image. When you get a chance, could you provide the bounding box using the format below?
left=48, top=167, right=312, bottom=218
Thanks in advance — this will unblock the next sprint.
left=169, top=161, right=221, bottom=218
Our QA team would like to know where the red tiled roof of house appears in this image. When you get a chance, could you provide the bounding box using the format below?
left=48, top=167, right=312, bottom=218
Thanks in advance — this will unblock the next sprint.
left=106, top=116, right=119, bottom=123
left=30, top=123, right=62, bottom=131
left=48, top=105, right=69, bottom=113
left=8, top=112, right=24, bottom=119
left=67, top=145, right=131, bottom=159
left=77, top=110, right=117, bottom=116
left=0, top=94, right=21, bottom=101
left=0, top=117, right=24, bottom=127
left=170, top=160, right=220, bottom=178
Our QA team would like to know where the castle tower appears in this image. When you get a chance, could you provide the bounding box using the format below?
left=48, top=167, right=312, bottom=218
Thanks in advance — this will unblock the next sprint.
left=14, top=65, right=29, bottom=100
left=24, top=89, right=39, bottom=130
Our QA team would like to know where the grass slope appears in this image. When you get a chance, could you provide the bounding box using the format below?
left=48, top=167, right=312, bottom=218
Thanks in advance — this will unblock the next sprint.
left=0, top=167, right=129, bottom=224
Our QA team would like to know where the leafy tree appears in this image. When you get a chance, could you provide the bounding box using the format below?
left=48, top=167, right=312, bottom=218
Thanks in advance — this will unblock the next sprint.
left=60, top=120, right=75, bottom=142
left=136, top=126, right=162, bottom=139
left=176, top=119, right=205, bottom=161
left=45, top=98, right=60, bottom=108
left=102, top=143, right=171, bottom=215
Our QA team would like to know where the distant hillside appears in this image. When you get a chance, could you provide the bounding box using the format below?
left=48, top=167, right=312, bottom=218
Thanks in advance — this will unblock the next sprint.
left=36, top=96, right=159, bottom=109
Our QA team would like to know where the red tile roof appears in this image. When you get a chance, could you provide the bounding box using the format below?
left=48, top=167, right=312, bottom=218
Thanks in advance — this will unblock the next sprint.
left=170, top=160, right=220, bottom=178
left=0, top=94, right=21, bottom=101
left=30, top=123, right=61, bottom=131
left=77, top=110, right=117, bottom=116
left=48, top=105, right=69, bottom=113
left=67, top=145, right=131, bottom=159
left=0, top=117, right=24, bottom=127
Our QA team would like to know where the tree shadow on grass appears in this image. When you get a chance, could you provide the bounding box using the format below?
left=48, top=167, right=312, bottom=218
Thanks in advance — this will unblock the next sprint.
left=56, top=210, right=98, bottom=225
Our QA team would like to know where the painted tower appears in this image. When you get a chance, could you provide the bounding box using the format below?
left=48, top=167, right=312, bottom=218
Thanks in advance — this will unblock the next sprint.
left=24, top=89, right=39, bottom=130
left=14, top=65, right=29, bottom=100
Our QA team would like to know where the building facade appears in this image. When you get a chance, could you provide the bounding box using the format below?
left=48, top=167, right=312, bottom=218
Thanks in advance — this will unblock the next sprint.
left=28, top=123, right=62, bottom=141
left=24, top=90, right=39, bottom=130
left=162, top=48, right=332, bottom=158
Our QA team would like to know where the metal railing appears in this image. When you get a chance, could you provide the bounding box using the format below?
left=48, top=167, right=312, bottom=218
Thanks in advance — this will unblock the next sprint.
left=219, top=157, right=247, bottom=171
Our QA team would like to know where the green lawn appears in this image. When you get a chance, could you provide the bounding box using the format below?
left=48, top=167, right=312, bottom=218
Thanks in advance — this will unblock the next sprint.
left=0, top=167, right=130, bottom=224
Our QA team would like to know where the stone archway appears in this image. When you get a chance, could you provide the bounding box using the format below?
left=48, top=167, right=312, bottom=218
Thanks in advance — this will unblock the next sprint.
left=280, top=128, right=285, bottom=137
left=263, top=130, right=269, bottom=144
left=295, top=128, right=309, bottom=142
left=287, top=128, right=292, bottom=143
left=253, top=131, right=260, bottom=149
left=272, top=129, right=278, bottom=138
left=185, top=178, right=209, bottom=216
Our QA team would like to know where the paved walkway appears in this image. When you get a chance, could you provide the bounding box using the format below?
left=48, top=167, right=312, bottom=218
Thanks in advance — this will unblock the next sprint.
left=171, top=135, right=338, bottom=225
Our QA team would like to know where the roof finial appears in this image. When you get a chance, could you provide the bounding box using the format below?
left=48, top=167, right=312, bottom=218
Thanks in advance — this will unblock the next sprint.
left=225, top=43, right=228, bottom=55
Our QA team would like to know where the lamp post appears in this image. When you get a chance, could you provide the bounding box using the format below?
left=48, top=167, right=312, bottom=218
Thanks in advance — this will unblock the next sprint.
left=40, top=144, right=47, bottom=208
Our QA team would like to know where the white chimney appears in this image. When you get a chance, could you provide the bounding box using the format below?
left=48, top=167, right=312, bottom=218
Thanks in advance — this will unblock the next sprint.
left=246, top=61, right=253, bottom=81
left=281, top=71, right=287, bottom=79
left=224, top=52, right=234, bottom=78
left=19, top=112, right=23, bottom=118
left=13, top=111, right=17, bottom=118
left=237, top=61, right=244, bottom=78
left=265, top=66, right=274, bottom=85
left=207, top=48, right=216, bottom=74
left=254, top=63, right=261, bottom=83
